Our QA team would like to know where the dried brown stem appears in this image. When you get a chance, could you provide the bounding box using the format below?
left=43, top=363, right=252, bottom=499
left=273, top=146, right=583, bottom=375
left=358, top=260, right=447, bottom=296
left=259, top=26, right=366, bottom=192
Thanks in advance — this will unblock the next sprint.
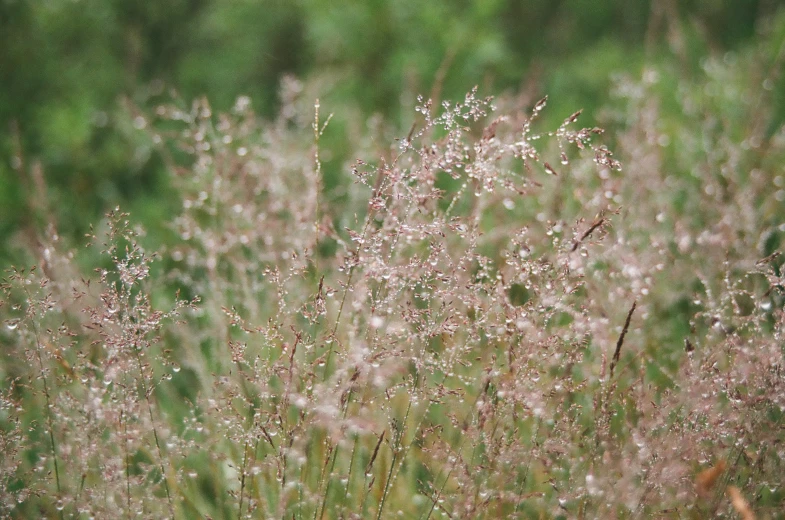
left=571, top=217, right=607, bottom=252
left=610, top=301, right=637, bottom=378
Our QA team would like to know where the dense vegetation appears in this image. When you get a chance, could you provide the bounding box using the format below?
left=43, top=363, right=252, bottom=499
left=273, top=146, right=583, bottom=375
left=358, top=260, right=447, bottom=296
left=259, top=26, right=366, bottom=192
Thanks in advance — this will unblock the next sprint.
left=1, top=2, right=784, bottom=518
left=2, top=1, right=782, bottom=258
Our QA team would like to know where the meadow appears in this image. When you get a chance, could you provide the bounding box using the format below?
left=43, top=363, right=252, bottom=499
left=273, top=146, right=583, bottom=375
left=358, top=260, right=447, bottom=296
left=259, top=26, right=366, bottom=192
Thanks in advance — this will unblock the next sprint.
left=2, top=6, right=785, bottom=520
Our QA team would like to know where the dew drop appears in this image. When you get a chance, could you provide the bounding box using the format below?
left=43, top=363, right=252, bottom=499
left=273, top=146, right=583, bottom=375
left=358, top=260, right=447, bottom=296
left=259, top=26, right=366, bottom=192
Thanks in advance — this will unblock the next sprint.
left=5, top=319, right=20, bottom=331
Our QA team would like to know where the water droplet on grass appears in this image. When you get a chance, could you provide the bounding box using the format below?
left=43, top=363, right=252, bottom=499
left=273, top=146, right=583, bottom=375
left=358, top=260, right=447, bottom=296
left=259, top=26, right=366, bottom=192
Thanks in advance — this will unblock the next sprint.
left=5, top=319, right=20, bottom=331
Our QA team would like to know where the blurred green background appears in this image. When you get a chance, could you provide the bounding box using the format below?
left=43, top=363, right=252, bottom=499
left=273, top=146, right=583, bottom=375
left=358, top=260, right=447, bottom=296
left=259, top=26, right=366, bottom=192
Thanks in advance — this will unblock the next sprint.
left=1, top=0, right=782, bottom=263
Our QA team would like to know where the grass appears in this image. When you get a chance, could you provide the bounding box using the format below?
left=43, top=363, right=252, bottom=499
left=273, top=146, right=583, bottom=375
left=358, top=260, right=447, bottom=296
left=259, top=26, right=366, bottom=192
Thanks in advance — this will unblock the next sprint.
left=2, top=45, right=785, bottom=519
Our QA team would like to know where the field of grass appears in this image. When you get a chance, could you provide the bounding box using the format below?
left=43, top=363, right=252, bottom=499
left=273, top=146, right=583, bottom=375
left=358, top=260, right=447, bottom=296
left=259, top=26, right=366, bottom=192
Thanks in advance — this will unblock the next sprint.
left=2, top=9, right=785, bottom=520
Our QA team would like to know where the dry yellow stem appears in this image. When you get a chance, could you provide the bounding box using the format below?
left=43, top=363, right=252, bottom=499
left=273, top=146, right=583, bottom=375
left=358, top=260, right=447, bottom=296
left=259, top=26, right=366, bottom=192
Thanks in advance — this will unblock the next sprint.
left=696, top=459, right=726, bottom=496
left=726, top=485, right=755, bottom=520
